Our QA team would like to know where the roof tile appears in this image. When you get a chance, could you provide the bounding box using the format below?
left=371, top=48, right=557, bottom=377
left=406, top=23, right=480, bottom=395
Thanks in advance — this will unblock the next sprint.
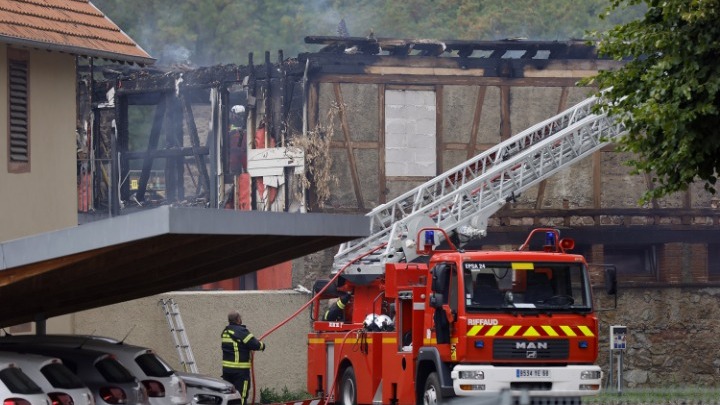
left=0, top=0, right=154, bottom=64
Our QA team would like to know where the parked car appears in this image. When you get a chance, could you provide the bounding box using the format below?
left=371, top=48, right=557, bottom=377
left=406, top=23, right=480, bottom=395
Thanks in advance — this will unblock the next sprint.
left=0, top=344, right=149, bottom=405
left=0, top=356, right=50, bottom=405
left=0, top=351, right=93, bottom=405
left=60, top=337, right=241, bottom=405
left=0, top=335, right=188, bottom=405
left=0, top=335, right=238, bottom=405
left=176, top=372, right=241, bottom=405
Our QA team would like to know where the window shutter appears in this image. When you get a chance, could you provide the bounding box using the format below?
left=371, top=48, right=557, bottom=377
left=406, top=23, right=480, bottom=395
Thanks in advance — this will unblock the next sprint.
left=8, top=59, right=29, bottom=165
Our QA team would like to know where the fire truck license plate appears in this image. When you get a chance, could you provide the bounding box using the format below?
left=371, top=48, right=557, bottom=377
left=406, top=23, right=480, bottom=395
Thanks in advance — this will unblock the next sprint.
left=516, top=369, right=550, bottom=378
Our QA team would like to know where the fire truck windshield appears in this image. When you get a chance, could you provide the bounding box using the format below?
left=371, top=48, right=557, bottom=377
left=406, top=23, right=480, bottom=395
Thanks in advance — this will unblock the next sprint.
left=462, top=262, right=591, bottom=312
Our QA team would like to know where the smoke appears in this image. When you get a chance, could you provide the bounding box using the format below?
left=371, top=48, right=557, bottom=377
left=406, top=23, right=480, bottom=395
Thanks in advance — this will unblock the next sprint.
left=158, top=45, right=192, bottom=66
left=93, top=0, right=644, bottom=69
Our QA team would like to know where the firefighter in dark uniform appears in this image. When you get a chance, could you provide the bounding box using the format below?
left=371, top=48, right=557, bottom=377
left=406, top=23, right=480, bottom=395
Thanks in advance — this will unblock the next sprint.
left=221, top=311, right=265, bottom=405
left=323, top=293, right=351, bottom=322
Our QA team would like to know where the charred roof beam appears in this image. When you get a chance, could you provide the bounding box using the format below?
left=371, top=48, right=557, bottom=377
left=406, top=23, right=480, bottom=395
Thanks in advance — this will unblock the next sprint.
left=305, top=36, right=598, bottom=60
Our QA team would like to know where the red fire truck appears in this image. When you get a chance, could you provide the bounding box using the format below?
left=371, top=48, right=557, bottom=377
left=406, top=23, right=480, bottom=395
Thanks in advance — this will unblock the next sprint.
left=309, top=227, right=614, bottom=405
left=306, top=93, right=624, bottom=405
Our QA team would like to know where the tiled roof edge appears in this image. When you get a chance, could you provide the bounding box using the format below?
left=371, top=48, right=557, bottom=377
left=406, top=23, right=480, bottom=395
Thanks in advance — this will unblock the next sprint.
left=89, top=2, right=153, bottom=58
left=0, top=17, right=136, bottom=46
left=0, top=5, right=119, bottom=33
left=13, top=0, right=104, bottom=17
left=1, top=34, right=156, bottom=65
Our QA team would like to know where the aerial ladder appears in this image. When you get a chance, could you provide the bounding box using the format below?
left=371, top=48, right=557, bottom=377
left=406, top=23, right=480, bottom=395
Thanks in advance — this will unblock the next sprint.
left=333, top=92, right=627, bottom=279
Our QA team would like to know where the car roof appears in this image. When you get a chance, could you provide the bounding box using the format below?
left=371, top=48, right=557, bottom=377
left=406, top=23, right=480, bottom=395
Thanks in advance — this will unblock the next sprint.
left=0, top=344, right=113, bottom=362
left=0, top=351, right=59, bottom=365
left=0, top=359, right=21, bottom=368
left=0, top=334, right=149, bottom=354
left=0, top=345, right=141, bottom=385
left=0, top=334, right=118, bottom=345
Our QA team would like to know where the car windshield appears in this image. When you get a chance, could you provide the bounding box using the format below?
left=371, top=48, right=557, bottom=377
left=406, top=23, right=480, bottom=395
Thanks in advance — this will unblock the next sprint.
left=0, top=366, right=44, bottom=394
left=463, top=261, right=591, bottom=312
left=135, top=352, right=174, bottom=378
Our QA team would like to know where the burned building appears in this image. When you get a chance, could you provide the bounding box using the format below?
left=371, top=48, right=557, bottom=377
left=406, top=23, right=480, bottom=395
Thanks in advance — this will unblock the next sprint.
left=77, top=35, right=720, bottom=386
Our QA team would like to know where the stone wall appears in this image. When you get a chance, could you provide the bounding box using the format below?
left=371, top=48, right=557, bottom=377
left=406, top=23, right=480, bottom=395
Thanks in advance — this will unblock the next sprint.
left=595, top=288, right=720, bottom=387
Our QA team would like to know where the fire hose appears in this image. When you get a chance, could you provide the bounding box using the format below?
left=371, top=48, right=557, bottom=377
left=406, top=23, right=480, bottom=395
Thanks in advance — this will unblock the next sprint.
left=250, top=242, right=388, bottom=404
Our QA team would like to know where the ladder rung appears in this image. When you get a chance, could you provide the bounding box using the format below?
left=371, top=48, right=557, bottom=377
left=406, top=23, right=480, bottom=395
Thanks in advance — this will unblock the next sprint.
left=160, top=299, right=198, bottom=373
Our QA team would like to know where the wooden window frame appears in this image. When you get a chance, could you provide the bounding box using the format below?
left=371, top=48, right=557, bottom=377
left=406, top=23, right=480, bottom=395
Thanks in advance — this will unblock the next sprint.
left=7, top=47, right=30, bottom=173
left=604, top=245, right=658, bottom=282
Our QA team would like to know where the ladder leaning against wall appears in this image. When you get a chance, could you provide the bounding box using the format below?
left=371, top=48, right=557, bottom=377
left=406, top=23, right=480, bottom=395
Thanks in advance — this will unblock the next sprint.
left=159, top=298, right=199, bottom=373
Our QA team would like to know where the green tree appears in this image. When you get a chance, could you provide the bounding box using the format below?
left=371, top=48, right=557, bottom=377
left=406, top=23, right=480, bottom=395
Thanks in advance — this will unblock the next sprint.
left=93, top=0, right=642, bottom=66
left=453, top=0, right=643, bottom=40
left=93, top=0, right=315, bottom=65
left=590, top=0, right=720, bottom=199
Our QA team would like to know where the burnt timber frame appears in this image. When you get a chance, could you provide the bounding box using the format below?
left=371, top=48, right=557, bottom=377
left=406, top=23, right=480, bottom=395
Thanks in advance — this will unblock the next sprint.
left=297, top=36, right=720, bottom=261
left=81, top=37, right=720, bottom=254
left=85, top=53, right=308, bottom=216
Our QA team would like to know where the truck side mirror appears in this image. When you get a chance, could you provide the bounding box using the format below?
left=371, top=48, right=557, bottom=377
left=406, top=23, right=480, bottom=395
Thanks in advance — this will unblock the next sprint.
left=429, top=293, right=444, bottom=309
left=604, top=267, right=617, bottom=295
left=431, top=264, right=449, bottom=293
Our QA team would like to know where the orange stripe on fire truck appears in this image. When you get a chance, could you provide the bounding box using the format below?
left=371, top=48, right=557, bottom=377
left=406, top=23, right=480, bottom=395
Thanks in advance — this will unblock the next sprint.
left=308, top=337, right=378, bottom=344
left=423, top=338, right=459, bottom=345
left=466, top=325, right=594, bottom=337
left=334, top=338, right=373, bottom=344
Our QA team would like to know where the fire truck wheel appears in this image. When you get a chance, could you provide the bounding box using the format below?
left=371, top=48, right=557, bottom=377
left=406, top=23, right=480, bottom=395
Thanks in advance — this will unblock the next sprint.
left=423, top=372, right=442, bottom=405
left=339, top=367, right=357, bottom=405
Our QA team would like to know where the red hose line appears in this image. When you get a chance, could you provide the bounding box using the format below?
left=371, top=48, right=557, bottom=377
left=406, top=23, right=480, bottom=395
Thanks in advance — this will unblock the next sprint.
left=324, top=328, right=364, bottom=403
left=250, top=242, right=388, bottom=404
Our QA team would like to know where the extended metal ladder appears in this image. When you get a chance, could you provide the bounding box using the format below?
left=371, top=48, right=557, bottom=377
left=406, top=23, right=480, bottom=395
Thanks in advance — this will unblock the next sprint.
left=333, top=93, right=627, bottom=276
left=159, top=298, right=199, bottom=373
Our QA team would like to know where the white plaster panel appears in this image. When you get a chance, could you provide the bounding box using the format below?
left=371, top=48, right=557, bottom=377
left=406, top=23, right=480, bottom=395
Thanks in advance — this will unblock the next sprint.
left=412, top=133, right=436, bottom=149
left=385, top=89, right=436, bottom=177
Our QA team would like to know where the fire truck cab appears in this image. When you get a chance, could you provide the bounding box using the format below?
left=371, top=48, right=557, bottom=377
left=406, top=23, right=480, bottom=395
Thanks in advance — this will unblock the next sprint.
left=308, top=228, right=607, bottom=405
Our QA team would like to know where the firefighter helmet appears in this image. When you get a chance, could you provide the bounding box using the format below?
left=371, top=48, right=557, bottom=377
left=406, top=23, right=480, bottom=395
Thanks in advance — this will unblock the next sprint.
left=363, top=314, right=380, bottom=331
left=375, top=314, right=394, bottom=331
left=363, top=313, right=394, bottom=331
